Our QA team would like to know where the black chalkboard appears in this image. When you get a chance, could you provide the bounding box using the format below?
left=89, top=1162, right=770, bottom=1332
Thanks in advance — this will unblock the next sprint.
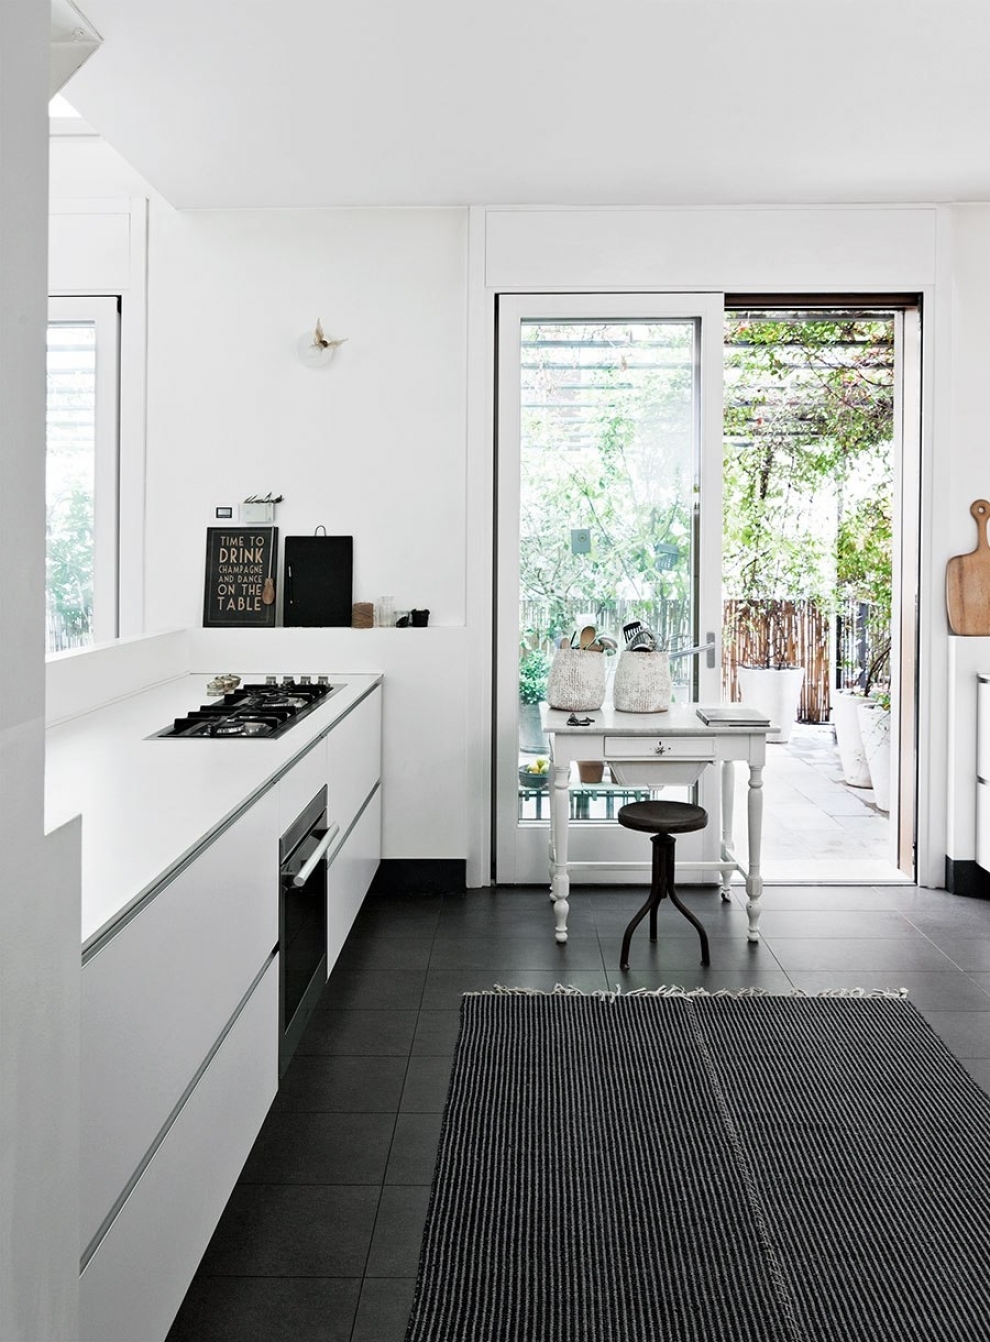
left=283, top=535, right=353, bottom=627
left=203, top=526, right=278, bottom=627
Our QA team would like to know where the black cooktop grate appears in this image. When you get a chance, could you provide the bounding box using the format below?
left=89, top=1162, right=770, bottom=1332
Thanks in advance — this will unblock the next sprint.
left=152, top=681, right=337, bottom=739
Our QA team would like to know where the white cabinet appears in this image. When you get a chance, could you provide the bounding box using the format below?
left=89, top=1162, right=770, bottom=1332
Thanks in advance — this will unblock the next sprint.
left=79, top=681, right=383, bottom=1342
left=80, top=961, right=278, bottom=1342
left=978, top=675, right=990, bottom=873
left=80, top=786, right=280, bottom=1258
left=325, top=687, right=382, bottom=962
left=327, top=685, right=382, bottom=844
left=279, top=734, right=329, bottom=834
left=328, top=788, right=382, bottom=967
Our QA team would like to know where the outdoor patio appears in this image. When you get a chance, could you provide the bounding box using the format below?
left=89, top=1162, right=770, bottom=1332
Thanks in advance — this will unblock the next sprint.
left=729, top=721, right=901, bottom=883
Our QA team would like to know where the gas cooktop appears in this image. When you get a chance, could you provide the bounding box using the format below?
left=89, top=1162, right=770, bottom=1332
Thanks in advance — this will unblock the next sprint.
left=152, top=677, right=341, bottom=739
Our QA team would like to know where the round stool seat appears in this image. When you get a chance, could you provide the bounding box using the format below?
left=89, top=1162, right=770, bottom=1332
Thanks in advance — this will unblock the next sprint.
left=618, top=800, right=708, bottom=836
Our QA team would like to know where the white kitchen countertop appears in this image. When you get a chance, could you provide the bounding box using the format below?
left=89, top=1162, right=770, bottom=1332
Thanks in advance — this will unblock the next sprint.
left=45, top=672, right=382, bottom=953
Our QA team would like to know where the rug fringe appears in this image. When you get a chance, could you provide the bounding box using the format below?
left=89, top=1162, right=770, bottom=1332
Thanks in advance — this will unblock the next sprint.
left=466, top=983, right=909, bottom=1001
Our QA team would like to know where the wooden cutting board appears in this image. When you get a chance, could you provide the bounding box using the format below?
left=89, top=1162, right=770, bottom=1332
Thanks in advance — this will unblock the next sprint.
left=946, top=499, right=990, bottom=634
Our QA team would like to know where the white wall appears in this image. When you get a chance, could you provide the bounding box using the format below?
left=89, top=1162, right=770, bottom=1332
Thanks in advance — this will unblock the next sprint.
left=947, top=207, right=990, bottom=588
left=143, top=206, right=469, bottom=630
left=49, top=135, right=160, bottom=201
left=47, top=142, right=153, bottom=635
left=141, top=206, right=471, bottom=864
left=189, top=628, right=468, bottom=861
left=483, top=205, right=939, bottom=292
left=2, top=2, right=81, bottom=1336
left=943, top=205, right=990, bottom=868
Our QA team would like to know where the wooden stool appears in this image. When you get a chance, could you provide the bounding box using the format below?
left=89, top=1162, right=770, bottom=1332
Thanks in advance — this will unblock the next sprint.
left=617, top=800, right=710, bottom=970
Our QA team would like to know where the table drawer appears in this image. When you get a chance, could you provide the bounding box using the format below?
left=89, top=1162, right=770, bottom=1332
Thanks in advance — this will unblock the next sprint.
left=605, top=735, right=716, bottom=761
left=609, top=759, right=709, bottom=788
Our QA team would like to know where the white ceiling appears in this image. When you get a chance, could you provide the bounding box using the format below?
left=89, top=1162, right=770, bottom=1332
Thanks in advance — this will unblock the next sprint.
left=62, top=0, right=990, bottom=210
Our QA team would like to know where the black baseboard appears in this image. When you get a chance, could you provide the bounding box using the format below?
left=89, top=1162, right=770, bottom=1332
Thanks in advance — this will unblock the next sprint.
left=369, top=859, right=467, bottom=896
left=944, top=858, right=990, bottom=900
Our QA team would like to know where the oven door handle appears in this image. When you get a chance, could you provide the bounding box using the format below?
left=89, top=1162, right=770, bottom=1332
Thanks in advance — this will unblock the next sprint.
left=289, top=822, right=340, bottom=888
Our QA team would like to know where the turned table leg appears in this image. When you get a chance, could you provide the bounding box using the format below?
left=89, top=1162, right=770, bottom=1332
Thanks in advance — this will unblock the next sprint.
left=550, top=761, right=571, bottom=943
left=745, top=762, right=764, bottom=941
left=719, top=758, right=736, bottom=901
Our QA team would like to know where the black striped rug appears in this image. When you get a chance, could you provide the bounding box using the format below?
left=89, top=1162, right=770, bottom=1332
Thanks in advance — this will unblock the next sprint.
left=405, top=989, right=990, bottom=1342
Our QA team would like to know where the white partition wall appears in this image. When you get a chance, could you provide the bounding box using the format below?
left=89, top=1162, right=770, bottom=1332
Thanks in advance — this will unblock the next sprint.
left=2, top=2, right=82, bottom=1337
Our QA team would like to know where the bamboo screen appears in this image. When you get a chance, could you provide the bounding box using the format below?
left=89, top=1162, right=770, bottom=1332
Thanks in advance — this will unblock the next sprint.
left=722, top=599, right=831, bottom=724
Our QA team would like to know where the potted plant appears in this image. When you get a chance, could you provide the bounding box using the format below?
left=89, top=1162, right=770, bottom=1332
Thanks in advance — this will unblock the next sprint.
left=831, top=491, right=893, bottom=787
left=732, top=599, right=806, bottom=744
left=857, top=688, right=892, bottom=812
left=518, top=645, right=551, bottom=754
left=831, top=685, right=874, bottom=787
left=832, top=637, right=889, bottom=787
left=722, top=433, right=819, bottom=745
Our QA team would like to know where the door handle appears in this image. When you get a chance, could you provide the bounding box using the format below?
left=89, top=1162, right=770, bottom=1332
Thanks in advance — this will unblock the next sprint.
left=668, top=632, right=717, bottom=669
left=290, top=822, right=340, bottom=887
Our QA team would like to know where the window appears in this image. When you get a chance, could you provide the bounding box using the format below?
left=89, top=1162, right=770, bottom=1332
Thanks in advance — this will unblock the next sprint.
left=46, top=297, right=120, bottom=652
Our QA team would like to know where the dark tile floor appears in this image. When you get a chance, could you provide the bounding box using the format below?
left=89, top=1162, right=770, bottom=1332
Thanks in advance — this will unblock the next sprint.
left=167, top=881, right=990, bottom=1342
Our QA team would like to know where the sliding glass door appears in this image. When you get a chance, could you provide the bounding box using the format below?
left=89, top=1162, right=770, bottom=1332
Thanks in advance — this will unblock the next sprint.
left=495, top=294, right=725, bottom=883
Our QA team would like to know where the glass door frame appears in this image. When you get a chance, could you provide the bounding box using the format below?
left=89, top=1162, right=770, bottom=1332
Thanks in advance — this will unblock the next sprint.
left=494, top=292, right=726, bottom=884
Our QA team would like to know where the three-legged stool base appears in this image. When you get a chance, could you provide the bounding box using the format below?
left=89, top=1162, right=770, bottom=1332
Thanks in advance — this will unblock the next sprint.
left=617, top=801, right=710, bottom=971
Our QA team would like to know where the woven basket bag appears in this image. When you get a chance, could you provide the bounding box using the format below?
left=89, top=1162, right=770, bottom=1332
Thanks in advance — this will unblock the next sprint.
left=546, top=647, right=607, bottom=711
left=612, top=649, right=672, bottom=713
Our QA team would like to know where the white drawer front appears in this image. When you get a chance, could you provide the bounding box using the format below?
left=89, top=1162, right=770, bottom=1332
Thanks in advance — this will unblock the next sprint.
left=80, top=787, right=279, bottom=1254
left=327, top=789, right=382, bottom=970
left=609, top=759, right=710, bottom=788
left=978, top=780, right=990, bottom=873
left=279, top=735, right=328, bottom=833
left=327, top=688, right=382, bottom=841
left=605, top=735, right=716, bottom=761
left=979, top=679, right=990, bottom=781
left=80, top=961, right=277, bottom=1342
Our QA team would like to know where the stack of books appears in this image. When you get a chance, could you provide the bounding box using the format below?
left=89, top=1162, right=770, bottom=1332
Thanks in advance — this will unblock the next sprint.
left=695, top=705, right=771, bottom=727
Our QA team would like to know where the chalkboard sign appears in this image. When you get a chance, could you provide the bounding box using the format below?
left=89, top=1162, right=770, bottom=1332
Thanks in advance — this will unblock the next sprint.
left=203, top=526, right=279, bottom=627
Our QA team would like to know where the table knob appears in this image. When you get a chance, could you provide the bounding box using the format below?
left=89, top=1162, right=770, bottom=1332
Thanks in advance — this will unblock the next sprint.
left=655, top=742, right=668, bottom=755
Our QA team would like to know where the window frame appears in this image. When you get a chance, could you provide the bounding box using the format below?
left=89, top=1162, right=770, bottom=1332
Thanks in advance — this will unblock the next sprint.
left=46, top=295, right=121, bottom=650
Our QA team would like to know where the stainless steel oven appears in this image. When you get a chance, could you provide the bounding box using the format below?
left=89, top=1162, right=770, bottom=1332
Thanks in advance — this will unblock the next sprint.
left=279, top=785, right=338, bottom=1075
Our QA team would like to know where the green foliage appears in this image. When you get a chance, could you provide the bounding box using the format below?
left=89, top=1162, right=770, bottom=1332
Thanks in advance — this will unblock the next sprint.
left=46, top=482, right=94, bottom=643
left=723, top=315, right=894, bottom=667
left=836, top=493, right=892, bottom=607
left=516, top=315, right=895, bottom=683
left=518, top=322, right=694, bottom=649
left=518, top=648, right=551, bottom=704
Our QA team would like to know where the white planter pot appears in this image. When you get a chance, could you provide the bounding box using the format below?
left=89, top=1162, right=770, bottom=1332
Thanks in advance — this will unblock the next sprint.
left=831, top=690, right=874, bottom=788
left=737, top=666, right=805, bottom=744
left=518, top=701, right=548, bottom=754
left=857, top=702, right=891, bottom=813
